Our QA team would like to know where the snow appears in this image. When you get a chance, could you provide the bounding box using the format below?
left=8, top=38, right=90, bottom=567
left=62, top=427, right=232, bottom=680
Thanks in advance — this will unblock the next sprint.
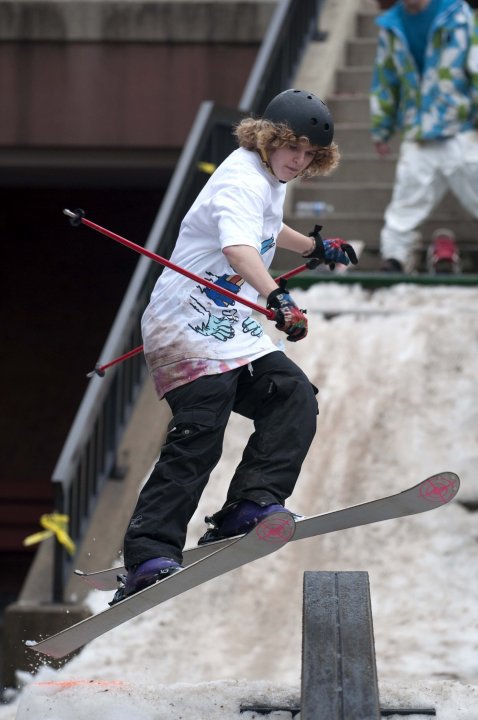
left=1, top=283, right=478, bottom=719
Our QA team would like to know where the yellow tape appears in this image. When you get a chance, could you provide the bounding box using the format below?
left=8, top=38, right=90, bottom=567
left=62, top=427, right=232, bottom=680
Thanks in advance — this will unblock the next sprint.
left=197, top=161, right=216, bottom=175
left=23, top=513, right=76, bottom=555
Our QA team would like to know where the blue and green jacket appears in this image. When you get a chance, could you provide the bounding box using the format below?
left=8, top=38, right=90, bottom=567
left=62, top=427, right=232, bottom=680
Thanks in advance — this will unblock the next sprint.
left=370, top=0, right=478, bottom=142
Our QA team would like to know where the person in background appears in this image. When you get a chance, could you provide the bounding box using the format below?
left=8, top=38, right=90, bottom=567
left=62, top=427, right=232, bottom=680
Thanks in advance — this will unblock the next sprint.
left=370, top=0, right=478, bottom=273
left=111, top=90, right=358, bottom=603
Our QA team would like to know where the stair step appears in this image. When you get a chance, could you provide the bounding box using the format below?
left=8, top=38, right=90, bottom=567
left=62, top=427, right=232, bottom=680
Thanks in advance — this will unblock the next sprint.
left=292, top=182, right=472, bottom=217
left=336, top=67, right=373, bottom=94
left=334, top=123, right=400, bottom=154
left=356, top=12, right=379, bottom=39
left=273, top=246, right=477, bottom=274
left=346, top=37, right=377, bottom=66
left=285, top=214, right=478, bottom=250
left=327, top=94, right=370, bottom=124
left=291, top=182, right=393, bottom=213
left=321, top=154, right=398, bottom=183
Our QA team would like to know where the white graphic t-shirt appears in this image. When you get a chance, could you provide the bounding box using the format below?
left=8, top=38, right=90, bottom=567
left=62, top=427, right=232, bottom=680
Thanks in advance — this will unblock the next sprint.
left=141, top=146, right=287, bottom=398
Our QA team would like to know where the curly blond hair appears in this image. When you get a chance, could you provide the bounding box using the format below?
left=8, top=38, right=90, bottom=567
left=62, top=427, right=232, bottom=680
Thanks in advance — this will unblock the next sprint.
left=234, top=118, right=340, bottom=179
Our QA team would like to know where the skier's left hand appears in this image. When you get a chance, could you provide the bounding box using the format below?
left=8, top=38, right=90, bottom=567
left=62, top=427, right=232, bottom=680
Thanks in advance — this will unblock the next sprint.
left=304, top=225, right=358, bottom=270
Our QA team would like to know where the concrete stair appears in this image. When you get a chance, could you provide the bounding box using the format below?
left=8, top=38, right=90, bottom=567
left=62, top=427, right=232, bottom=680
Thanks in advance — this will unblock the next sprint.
left=281, top=1, right=478, bottom=274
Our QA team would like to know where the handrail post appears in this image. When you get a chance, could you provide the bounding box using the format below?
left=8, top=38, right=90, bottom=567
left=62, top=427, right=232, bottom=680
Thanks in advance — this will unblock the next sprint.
left=52, top=481, right=66, bottom=603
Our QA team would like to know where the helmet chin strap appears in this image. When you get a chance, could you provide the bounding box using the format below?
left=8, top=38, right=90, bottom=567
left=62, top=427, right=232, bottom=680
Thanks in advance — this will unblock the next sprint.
left=257, top=148, right=287, bottom=183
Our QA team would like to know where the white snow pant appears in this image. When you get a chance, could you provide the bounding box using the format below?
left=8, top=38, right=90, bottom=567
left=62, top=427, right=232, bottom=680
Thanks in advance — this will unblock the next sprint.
left=380, top=130, right=478, bottom=265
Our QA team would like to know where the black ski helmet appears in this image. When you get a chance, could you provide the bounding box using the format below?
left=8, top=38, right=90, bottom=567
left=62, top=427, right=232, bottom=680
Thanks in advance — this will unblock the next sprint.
left=262, top=89, right=334, bottom=147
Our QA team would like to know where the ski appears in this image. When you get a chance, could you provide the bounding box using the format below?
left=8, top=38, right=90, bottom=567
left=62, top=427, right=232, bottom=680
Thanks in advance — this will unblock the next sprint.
left=75, top=471, right=460, bottom=592
left=30, top=510, right=296, bottom=659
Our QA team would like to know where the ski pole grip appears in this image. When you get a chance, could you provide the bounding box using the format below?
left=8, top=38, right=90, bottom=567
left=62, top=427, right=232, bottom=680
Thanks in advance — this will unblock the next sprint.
left=63, top=208, right=85, bottom=227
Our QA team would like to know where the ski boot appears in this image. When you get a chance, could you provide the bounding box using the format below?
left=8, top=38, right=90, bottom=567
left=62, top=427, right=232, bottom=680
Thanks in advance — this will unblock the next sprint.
left=198, top=499, right=302, bottom=545
left=109, top=557, right=182, bottom=606
left=427, top=228, right=461, bottom=274
left=380, top=257, right=403, bottom=273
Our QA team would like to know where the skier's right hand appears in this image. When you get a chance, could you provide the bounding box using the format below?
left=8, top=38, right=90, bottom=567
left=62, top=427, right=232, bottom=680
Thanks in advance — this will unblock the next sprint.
left=266, top=288, right=308, bottom=342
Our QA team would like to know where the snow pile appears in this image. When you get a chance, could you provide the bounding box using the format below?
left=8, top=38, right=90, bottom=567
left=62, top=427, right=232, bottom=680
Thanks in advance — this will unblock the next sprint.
left=1, top=283, right=477, bottom=719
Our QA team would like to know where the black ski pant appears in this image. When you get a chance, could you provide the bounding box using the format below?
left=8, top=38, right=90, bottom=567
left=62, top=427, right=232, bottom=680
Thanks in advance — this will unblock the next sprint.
left=123, top=351, right=318, bottom=567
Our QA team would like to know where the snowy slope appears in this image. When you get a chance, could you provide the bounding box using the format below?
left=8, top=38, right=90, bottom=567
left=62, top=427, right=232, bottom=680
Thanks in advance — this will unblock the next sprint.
left=2, top=283, right=477, bottom=719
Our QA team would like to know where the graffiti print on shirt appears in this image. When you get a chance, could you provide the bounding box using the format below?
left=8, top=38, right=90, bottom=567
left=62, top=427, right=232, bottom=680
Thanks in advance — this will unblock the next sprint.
left=203, top=273, right=245, bottom=307
left=187, top=236, right=274, bottom=341
left=188, top=297, right=238, bottom=341
left=260, top=236, right=275, bottom=254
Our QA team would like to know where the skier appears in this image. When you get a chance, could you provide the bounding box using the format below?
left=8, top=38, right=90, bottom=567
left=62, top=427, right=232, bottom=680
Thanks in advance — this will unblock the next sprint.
left=113, top=89, right=358, bottom=603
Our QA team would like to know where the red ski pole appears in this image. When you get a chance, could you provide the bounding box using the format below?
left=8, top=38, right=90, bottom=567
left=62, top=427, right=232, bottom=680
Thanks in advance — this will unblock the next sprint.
left=277, top=260, right=319, bottom=282
left=64, top=209, right=276, bottom=320
left=85, top=259, right=318, bottom=378
left=87, top=345, right=145, bottom=378
left=63, top=209, right=318, bottom=377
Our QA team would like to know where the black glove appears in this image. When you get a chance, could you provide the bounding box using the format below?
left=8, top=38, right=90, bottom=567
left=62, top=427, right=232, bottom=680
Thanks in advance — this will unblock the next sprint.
left=266, top=287, right=308, bottom=342
left=305, top=224, right=358, bottom=270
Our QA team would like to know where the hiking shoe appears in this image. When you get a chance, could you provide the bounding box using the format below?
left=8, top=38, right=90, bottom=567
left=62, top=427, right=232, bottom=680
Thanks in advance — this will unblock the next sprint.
left=198, top=500, right=301, bottom=545
left=380, top=258, right=403, bottom=273
left=109, top=557, right=182, bottom=605
left=427, top=229, right=461, bottom=274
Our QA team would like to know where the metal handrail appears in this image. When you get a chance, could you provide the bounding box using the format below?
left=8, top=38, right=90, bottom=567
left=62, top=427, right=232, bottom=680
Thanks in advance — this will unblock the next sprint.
left=240, top=0, right=326, bottom=113
left=52, top=103, right=241, bottom=600
left=50, top=0, right=325, bottom=601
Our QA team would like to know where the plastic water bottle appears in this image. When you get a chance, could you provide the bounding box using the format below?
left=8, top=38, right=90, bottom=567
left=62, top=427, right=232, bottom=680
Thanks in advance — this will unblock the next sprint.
left=295, top=201, right=335, bottom=217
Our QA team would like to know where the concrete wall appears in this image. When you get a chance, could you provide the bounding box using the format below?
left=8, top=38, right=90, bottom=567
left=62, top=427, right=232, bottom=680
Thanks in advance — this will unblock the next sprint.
left=0, top=0, right=277, bottom=42
left=0, top=0, right=276, bottom=148
left=0, top=42, right=258, bottom=146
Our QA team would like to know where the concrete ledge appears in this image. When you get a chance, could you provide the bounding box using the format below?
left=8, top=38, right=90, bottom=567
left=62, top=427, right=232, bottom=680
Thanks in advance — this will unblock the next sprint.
left=0, top=0, right=276, bottom=41
left=3, top=602, right=91, bottom=688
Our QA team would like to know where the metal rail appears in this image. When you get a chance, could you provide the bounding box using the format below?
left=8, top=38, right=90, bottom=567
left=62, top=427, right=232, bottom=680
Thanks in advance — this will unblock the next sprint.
left=51, top=103, right=240, bottom=600
left=240, top=571, right=436, bottom=718
left=301, top=572, right=380, bottom=719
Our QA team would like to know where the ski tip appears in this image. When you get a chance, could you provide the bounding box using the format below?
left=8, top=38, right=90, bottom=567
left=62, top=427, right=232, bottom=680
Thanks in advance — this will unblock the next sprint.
left=26, top=639, right=66, bottom=660
left=419, top=471, right=460, bottom=506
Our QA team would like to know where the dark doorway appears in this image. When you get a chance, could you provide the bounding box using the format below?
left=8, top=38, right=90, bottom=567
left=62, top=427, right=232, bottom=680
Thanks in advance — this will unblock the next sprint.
left=0, top=184, right=165, bottom=612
